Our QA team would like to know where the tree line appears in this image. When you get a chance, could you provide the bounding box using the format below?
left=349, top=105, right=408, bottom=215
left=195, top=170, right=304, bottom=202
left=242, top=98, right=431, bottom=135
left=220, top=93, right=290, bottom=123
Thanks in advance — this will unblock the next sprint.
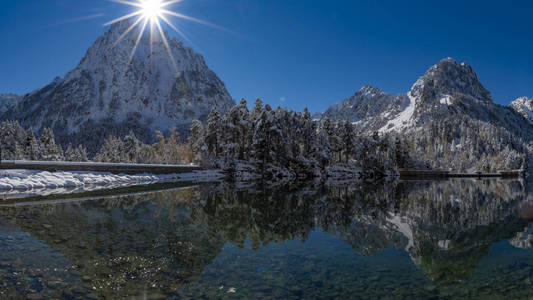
left=2, top=98, right=524, bottom=178
left=0, top=121, right=86, bottom=162
left=188, top=99, right=406, bottom=179
left=398, top=116, right=526, bottom=172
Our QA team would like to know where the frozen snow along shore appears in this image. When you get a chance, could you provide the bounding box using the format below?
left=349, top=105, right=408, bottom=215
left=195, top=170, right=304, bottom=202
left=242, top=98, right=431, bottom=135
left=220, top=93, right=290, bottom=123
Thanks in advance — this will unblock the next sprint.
left=0, top=169, right=224, bottom=194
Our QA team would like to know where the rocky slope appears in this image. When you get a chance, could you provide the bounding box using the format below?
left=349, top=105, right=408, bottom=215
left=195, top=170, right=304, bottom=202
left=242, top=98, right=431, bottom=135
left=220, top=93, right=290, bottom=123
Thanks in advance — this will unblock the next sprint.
left=510, top=97, right=533, bottom=124
left=323, top=58, right=532, bottom=137
left=321, top=58, right=533, bottom=171
left=1, top=20, right=234, bottom=153
left=321, top=85, right=409, bottom=132
left=0, top=93, right=19, bottom=115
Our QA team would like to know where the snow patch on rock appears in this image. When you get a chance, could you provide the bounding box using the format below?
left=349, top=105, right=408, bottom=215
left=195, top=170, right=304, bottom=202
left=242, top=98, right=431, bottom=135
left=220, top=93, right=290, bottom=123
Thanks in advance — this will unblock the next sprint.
left=439, top=95, right=453, bottom=106
left=509, top=97, right=533, bottom=124
left=379, top=93, right=415, bottom=133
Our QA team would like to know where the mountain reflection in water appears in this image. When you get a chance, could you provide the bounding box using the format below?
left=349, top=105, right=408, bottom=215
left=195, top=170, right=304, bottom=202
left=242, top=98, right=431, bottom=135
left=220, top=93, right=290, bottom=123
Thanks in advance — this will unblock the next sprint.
left=1, top=179, right=533, bottom=299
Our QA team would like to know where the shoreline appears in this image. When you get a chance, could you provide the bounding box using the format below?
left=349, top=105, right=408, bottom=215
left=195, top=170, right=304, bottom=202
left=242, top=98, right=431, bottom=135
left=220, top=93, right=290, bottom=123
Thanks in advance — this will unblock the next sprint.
left=0, top=168, right=224, bottom=196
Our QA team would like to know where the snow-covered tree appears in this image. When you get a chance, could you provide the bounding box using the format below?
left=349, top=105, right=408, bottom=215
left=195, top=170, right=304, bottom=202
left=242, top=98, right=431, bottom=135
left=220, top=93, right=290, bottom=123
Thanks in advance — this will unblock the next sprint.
left=123, top=131, right=142, bottom=163
left=94, top=136, right=124, bottom=163
left=339, top=121, right=356, bottom=162
left=205, top=106, right=223, bottom=157
left=189, top=120, right=207, bottom=165
left=24, top=128, right=39, bottom=161
left=65, top=144, right=89, bottom=162
left=38, top=128, right=63, bottom=161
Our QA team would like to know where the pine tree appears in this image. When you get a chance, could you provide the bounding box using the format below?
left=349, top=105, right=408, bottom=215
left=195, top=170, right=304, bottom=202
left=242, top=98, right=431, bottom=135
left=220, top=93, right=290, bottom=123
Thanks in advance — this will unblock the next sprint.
left=165, top=127, right=181, bottom=164
left=154, top=130, right=166, bottom=163
left=340, top=121, right=355, bottom=163
left=252, top=105, right=282, bottom=174
left=138, top=144, right=155, bottom=164
left=123, top=131, right=141, bottom=163
left=95, top=136, right=123, bottom=162
left=0, top=121, right=27, bottom=160
left=251, top=98, right=264, bottom=121
left=76, top=145, right=89, bottom=162
left=38, top=128, right=63, bottom=161
left=24, top=128, right=39, bottom=161
left=189, top=120, right=207, bottom=164
left=300, top=107, right=316, bottom=157
left=205, top=106, right=223, bottom=158
left=65, top=144, right=76, bottom=161
left=236, top=99, right=251, bottom=160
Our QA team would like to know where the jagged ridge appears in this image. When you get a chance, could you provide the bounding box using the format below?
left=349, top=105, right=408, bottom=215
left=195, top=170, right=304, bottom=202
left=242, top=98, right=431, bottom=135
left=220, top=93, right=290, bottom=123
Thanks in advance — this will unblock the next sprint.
left=323, top=58, right=533, bottom=137
left=1, top=20, right=235, bottom=153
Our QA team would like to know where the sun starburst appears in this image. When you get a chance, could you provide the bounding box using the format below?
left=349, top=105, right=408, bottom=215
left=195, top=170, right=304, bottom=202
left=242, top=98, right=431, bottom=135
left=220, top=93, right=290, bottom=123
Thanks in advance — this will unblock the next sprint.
left=105, top=0, right=215, bottom=70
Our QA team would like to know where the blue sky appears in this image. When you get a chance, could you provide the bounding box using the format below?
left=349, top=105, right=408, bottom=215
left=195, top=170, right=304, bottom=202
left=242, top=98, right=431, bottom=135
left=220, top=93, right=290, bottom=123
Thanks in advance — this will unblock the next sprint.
left=1, top=0, right=532, bottom=113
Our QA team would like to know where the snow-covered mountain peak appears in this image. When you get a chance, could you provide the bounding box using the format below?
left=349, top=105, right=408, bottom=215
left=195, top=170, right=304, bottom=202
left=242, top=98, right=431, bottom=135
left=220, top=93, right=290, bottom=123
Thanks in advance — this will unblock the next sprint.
left=322, top=85, right=408, bottom=130
left=358, top=85, right=384, bottom=98
left=322, top=57, right=529, bottom=136
left=510, top=97, right=533, bottom=124
left=1, top=19, right=235, bottom=153
left=69, top=19, right=199, bottom=80
left=409, top=58, right=493, bottom=105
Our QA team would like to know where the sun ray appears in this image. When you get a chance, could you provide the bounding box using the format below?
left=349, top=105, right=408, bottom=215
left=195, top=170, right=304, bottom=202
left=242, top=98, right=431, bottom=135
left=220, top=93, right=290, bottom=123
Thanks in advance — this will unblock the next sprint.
left=160, top=9, right=225, bottom=31
left=110, top=16, right=144, bottom=49
left=104, top=10, right=143, bottom=26
left=128, top=17, right=149, bottom=66
left=150, top=20, right=155, bottom=56
left=106, top=0, right=228, bottom=74
left=154, top=18, right=178, bottom=70
left=160, top=0, right=185, bottom=8
left=109, top=0, right=143, bottom=8
left=157, top=13, right=179, bottom=32
left=158, top=13, right=197, bottom=48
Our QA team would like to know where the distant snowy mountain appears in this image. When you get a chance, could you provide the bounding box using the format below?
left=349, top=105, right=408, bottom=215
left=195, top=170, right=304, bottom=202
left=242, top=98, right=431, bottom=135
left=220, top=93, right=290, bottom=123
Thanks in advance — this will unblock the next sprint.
left=1, top=20, right=234, bottom=153
left=322, top=58, right=533, bottom=171
left=510, top=97, right=533, bottom=124
left=388, top=57, right=508, bottom=132
left=322, top=85, right=408, bottom=132
left=0, top=94, right=20, bottom=115
left=311, top=112, right=323, bottom=121
left=324, top=58, right=532, bottom=136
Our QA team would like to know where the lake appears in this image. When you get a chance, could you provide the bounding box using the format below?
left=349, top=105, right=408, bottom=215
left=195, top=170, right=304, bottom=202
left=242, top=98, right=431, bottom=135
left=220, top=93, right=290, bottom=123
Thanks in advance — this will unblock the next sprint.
left=1, top=178, right=533, bottom=299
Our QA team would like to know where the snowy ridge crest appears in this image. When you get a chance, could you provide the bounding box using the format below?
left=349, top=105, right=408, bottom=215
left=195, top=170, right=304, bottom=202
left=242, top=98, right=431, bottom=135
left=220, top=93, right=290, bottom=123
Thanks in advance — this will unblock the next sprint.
left=409, top=58, right=493, bottom=105
left=0, top=20, right=235, bottom=153
left=322, top=85, right=409, bottom=131
left=322, top=57, right=525, bottom=134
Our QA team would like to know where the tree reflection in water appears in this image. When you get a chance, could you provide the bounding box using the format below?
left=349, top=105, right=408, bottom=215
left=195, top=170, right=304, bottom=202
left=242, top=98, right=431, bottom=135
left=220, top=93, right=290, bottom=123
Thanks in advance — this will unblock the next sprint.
left=0, top=178, right=533, bottom=298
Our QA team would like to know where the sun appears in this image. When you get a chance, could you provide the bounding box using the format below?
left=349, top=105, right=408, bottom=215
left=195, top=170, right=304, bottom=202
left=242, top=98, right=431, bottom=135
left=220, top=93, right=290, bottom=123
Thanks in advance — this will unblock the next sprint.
left=105, top=0, right=218, bottom=70
left=140, top=0, right=163, bottom=21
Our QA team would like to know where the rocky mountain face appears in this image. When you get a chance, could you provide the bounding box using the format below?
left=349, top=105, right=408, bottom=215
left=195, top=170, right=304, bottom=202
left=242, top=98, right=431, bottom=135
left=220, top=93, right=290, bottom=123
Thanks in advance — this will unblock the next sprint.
left=0, top=20, right=234, bottom=153
left=397, top=58, right=533, bottom=140
left=322, top=58, right=533, bottom=171
left=323, top=58, right=531, bottom=135
left=0, top=94, right=20, bottom=115
left=510, top=97, right=533, bottom=124
left=321, top=85, right=409, bottom=132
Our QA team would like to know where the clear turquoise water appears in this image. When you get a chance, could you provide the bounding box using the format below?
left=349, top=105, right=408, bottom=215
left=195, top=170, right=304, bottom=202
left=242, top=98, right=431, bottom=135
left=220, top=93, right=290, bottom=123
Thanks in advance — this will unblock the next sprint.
left=1, top=179, right=533, bottom=299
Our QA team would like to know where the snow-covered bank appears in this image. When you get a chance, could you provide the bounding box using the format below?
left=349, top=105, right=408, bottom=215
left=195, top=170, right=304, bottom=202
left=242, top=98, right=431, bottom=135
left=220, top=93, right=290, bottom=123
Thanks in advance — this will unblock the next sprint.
left=0, top=169, right=224, bottom=194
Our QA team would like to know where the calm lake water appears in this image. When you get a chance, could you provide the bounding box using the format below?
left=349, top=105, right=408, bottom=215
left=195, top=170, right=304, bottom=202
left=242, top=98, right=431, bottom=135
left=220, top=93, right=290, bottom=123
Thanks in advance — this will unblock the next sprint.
left=1, top=179, right=533, bottom=299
